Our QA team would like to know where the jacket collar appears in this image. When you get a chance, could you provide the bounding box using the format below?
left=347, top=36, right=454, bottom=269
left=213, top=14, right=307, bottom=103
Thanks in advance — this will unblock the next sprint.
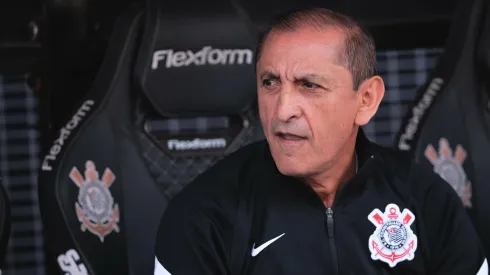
left=261, top=127, right=383, bottom=208
left=355, top=127, right=378, bottom=169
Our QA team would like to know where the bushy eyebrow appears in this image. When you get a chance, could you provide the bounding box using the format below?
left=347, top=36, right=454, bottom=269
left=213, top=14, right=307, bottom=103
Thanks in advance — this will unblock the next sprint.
left=295, top=73, right=331, bottom=84
left=259, top=71, right=331, bottom=82
left=259, top=71, right=279, bottom=80
left=258, top=70, right=336, bottom=89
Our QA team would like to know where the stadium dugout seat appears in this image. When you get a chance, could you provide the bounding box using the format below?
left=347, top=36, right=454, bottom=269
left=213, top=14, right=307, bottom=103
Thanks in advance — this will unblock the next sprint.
left=37, top=0, right=264, bottom=274
left=396, top=0, right=490, bottom=258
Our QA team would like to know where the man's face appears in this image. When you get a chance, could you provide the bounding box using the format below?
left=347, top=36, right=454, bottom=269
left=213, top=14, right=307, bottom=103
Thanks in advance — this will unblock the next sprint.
left=257, top=27, right=361, bottom=177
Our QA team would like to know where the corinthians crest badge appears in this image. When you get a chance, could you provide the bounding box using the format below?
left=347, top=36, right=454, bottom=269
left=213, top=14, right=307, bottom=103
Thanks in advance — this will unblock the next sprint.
left=425, top=138, right=472, bottom=208
left=69, top=160, right=120, bottom=242
left=368, top=204, right=418, bottom=267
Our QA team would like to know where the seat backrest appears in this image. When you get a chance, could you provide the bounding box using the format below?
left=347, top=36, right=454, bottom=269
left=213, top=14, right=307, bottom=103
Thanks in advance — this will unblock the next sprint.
left=132, top=0, right=262, bottom=199
left=38, top=0, right=262, bottom=274
left=395, top=0, right=490, bottom=257
left=38, top=6, right=143, bottom=275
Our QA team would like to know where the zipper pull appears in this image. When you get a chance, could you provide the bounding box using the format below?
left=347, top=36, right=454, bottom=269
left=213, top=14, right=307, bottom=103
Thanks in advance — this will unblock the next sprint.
left=326, top=208, right=334, bottom=238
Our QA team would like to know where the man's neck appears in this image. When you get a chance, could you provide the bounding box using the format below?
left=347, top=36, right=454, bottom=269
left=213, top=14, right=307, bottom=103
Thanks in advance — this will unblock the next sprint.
left=302, top=131, right=358, bottom=208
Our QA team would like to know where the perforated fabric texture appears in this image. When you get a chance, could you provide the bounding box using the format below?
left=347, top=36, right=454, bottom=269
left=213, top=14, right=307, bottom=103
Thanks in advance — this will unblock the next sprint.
left=0, top=74, right=44, bottom=275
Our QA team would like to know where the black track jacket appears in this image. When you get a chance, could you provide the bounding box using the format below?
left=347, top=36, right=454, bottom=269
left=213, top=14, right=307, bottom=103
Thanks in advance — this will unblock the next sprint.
left=154, top=130, right=488, bottom=275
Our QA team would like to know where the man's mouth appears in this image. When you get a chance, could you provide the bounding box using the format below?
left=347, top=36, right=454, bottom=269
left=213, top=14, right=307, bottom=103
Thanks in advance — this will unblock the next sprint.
left=276, top=132, right=307, bottom=141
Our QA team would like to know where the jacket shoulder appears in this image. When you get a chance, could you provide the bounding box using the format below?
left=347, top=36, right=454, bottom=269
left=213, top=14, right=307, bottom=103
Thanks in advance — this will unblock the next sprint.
left=197, top=140, right=268, bottom=187
left=166, top=140, right=267, bottom=209
left=371, top=144, right=414, bottom=182
left=374, top=144, right=456, bottom=204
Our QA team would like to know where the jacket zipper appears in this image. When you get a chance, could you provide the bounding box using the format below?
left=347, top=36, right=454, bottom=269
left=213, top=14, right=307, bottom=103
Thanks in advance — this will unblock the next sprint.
left=321, top=154, right=375, bottom=274
left=326, top=208, right=339, bottom=275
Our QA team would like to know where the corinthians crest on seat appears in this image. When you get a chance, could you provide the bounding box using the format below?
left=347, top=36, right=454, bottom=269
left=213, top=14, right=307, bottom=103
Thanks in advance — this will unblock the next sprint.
left=424, top=138, right=472, bottom=208
left=69, top=161, right=120, bottom=242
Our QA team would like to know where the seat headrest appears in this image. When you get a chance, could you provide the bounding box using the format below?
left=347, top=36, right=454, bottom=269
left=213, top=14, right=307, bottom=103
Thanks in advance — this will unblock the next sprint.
left=134, top=0, right=257, bottom=117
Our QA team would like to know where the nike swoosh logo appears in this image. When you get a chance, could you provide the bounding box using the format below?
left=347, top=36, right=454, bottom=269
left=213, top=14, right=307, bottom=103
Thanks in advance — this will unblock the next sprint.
left=251, top=233, right=286, bottom=257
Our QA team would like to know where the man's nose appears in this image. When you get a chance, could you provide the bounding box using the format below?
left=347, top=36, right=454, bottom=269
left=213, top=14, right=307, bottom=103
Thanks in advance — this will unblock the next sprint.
left=276, top=86, right=301, bottom=122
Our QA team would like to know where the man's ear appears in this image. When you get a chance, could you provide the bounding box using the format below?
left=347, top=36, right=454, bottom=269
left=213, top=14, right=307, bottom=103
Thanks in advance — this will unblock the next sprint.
left=355, top=75, right=385, bottom=126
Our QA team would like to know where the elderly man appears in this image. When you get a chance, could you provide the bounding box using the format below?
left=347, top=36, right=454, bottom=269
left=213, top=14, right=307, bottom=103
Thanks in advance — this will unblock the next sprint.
left=154, top=7, right=488, bottom=275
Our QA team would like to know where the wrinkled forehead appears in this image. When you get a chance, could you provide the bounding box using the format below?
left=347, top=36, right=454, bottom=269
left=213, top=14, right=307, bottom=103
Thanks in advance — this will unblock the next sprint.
left=257, top=27, right=347, bottom=72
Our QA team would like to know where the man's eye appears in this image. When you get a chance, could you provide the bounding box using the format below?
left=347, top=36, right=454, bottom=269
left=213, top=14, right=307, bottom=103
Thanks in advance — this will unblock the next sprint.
left=262, top=79, right=275, bottom=87
left=302, top=81, right=319, bottom=89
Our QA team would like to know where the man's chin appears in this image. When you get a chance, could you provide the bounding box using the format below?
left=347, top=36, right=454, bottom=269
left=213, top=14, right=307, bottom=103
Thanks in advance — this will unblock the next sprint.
left=273, top=157, right=310, bottom=177
left=268, top=144, right=315, bottom=175
left=277, top=166, right=308, bottom=177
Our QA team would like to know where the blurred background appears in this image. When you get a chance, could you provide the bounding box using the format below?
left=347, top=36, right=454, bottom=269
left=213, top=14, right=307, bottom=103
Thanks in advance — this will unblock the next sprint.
left=0, top=0, right=475, bottom=274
